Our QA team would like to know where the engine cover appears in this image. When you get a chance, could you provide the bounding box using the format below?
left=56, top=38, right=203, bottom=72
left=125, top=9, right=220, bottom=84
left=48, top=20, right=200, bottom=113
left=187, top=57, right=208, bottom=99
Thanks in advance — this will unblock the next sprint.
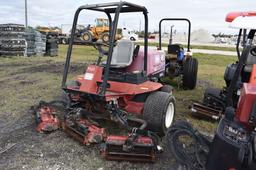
left=236, top=83, right=256, bottom=128
left=206, top=118, right=251, bottom=170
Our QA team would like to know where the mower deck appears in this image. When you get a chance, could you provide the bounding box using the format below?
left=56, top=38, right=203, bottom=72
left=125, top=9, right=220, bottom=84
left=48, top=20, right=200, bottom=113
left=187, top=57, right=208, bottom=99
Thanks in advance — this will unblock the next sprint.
left=101, top=135, right=156, bottom=162
left=33, top=102, right=159, bottom=162
left=62, top=118, right=106, bottom=145
left=190, top=102, right=223, bottom=120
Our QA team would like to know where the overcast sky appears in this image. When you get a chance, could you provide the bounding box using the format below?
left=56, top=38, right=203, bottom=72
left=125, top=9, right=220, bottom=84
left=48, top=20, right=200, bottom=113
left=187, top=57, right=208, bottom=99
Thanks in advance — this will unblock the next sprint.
left=1, top=0, right=255, bottom=33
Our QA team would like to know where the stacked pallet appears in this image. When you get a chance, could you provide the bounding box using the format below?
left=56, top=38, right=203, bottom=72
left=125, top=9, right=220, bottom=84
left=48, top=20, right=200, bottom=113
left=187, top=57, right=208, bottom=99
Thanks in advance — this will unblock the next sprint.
left=25, top=28, right=46, bottom=56
left=0, top=24, right=26, bottom=56
left=0, top=23, right=57, bottom=57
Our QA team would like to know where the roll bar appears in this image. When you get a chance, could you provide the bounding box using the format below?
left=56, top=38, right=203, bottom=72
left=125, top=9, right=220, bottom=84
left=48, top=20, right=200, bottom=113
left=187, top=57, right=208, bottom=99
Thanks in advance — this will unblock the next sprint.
left=159, top=18, right=191, bottom=51
left=61, top=2, right=148, bottom=95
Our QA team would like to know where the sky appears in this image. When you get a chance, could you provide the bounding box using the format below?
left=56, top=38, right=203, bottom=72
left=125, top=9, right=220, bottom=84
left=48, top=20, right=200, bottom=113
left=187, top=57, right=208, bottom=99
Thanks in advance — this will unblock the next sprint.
left=0, top=0, right=255, bottom=34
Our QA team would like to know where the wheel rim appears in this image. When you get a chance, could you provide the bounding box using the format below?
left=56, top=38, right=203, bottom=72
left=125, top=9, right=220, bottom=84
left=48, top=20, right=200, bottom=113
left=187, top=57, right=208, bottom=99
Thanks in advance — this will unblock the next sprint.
left=103, top=35, right=109, bottom=42
left=83, top=34, right=89, bottom=41
left=165, top=102, right=174, bottom=128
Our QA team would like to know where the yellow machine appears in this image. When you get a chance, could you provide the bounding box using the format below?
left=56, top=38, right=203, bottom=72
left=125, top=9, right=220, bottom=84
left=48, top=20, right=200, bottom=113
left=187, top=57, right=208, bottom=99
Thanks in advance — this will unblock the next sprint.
left=82, top=18, right=122, bottom=43
left=37, top=26, right=61, bottom=35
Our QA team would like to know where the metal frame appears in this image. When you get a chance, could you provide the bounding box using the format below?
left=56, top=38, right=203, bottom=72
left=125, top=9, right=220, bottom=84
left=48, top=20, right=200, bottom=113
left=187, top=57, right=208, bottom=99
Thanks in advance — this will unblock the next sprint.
left=62, top=2, right=149, bottom=95
left=158, top=18, right=191, bottom=51
left=236, top=29, right=242, bottom=59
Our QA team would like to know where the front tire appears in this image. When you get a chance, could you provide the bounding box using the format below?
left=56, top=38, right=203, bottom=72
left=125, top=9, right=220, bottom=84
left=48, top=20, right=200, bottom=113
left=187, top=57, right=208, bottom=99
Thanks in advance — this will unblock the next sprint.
left=182, top=57, right=198, bottom=89
left=82, top=31, right=93, bottom=43
left=143, top=91, right=176, bottom=136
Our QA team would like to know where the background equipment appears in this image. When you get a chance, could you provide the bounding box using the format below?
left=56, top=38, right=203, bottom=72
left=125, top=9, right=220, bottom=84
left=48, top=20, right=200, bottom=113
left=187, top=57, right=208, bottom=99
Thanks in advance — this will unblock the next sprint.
left=158, top=18, right=198, bottom=89
left=81, top=18, right=122, bottom=43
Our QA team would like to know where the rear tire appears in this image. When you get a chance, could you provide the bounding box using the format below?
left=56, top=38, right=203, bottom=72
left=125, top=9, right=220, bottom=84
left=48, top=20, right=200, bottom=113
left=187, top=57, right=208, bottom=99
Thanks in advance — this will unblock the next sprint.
left=101, top=32, right=109, bottom=43
left=182, top=57, right=198, bottom=89
left=143, top=91, right=176, bottom=136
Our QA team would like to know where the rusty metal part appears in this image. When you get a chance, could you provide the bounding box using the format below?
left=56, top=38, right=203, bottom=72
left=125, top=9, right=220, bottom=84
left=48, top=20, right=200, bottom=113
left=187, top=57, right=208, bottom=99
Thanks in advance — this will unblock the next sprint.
left=190, top=103, right=223, bottom=120
left=101, top=135, right=156, bottom=162
left=62, top=117, right=106, bottom=145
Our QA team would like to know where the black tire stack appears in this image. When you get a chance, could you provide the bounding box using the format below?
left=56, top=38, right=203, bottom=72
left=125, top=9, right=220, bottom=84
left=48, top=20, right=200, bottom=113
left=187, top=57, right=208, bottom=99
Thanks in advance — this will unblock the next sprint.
left=0, top=24, right=26, bottom=56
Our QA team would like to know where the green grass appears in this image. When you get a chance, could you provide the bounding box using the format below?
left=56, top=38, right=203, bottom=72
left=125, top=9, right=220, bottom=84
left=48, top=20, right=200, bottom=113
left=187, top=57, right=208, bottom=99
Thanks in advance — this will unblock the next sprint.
left=137, top=41, right=237, bottom=52
left=0, top=45, right=237, bottom=133
left=0, top=45, right=98, bottom=121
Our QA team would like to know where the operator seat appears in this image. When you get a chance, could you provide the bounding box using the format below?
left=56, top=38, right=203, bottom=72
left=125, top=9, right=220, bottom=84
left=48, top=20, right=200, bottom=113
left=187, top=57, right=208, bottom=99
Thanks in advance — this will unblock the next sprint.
left=168, top=44, right=182, bottom=55
left=110, top=39, right=135, bottom=68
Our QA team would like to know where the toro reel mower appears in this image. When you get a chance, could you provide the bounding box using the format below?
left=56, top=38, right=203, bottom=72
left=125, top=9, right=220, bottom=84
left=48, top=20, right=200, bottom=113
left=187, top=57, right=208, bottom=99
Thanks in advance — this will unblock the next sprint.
left=191, top=11, right=256, bottom=120
left=206, top=29, right=256, bottom=170
left=158, top=18, right=198, bottom=89
left=167, top=12, right=256, bottom=170
left=33, top=2, right=176, bottom=163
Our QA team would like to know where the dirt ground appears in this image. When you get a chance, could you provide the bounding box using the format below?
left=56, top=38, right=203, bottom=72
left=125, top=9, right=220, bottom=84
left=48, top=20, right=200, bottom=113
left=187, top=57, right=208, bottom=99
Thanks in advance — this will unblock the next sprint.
left=0, top=45, right=237, bottom=170
left=0, top=59, right=184, bottom=170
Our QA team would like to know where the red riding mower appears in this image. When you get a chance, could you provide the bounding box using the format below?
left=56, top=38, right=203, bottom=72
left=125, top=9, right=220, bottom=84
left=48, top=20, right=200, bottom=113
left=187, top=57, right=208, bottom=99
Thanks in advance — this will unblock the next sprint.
left=167, top=12, right=256, bottom=170
left=158, top=18, right=198, bottom=89
left=33, top=2, right=176, bottom=162
left=191, top=12, right=256, bottom=120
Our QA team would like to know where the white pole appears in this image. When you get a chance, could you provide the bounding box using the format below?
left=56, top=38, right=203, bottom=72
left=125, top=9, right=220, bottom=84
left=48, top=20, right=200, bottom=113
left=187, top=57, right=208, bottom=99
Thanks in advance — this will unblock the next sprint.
left=25, top=0, right=28, bottom=27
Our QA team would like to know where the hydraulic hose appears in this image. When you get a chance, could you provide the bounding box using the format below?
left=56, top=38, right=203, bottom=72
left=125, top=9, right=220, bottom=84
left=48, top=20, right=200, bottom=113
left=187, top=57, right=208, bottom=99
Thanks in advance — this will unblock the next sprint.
left=167, top=120, right=211, bottom=170
left=127, top=116, right=148, bottom=130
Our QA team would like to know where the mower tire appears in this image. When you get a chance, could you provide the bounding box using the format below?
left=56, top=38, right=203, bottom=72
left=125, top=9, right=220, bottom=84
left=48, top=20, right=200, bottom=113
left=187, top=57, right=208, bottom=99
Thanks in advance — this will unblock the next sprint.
left=101, top=32, right=109, bottom=43
left=182, top=57, right=198, bottom=90
left=143, top=91, right=176, bottom=136
left=82, top=31, right=93, bottom=43
left=160, top=85, right=173, bottom=94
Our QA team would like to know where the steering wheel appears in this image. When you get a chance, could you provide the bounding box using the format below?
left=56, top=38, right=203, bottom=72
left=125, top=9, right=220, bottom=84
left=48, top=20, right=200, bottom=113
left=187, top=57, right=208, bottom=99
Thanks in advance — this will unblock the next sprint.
left=92, top=42, right=110, bottom=56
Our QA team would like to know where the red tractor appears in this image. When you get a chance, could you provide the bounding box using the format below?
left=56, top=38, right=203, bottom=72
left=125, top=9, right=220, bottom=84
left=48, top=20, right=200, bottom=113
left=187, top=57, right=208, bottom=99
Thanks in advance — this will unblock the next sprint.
left=36, top=2, right=176, bottom=162
left=191, top=11, right=256, bottom=120
left=166, top=12, right=256, bottom=170
left=205, top=12, right=256, bottom=170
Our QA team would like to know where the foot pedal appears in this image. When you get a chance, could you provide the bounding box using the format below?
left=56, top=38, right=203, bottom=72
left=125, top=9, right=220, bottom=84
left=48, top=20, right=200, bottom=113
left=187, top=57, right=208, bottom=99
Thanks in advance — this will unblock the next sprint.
left=101, top=135, right=156, bottom=162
